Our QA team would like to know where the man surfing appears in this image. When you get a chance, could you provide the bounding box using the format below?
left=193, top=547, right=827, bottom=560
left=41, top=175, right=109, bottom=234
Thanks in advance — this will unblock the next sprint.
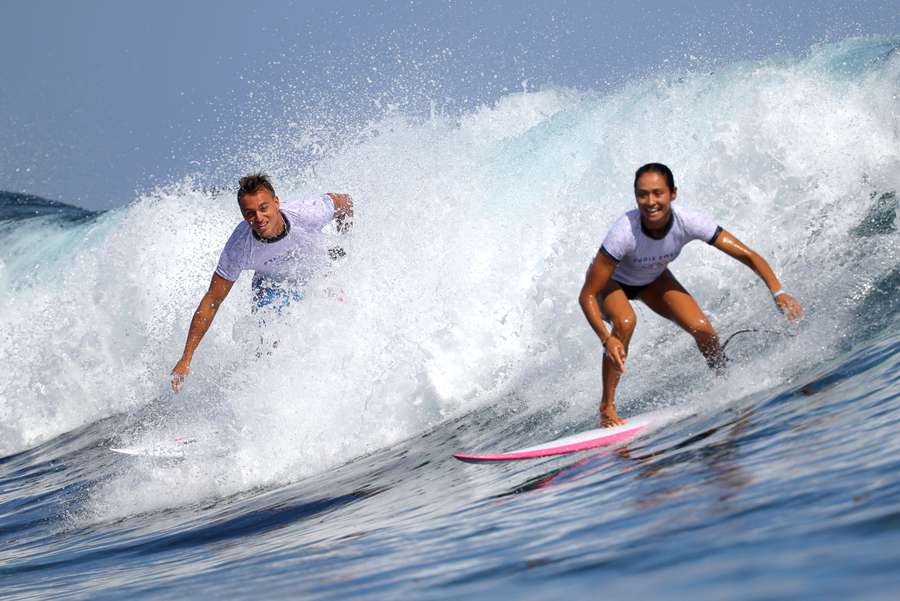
left=170, top=173, right=353, bottom=392
left=579, top=163, right=802, bottom=427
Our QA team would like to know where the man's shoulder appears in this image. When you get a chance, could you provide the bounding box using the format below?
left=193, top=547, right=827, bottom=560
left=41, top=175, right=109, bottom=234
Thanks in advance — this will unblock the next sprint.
left=223, top=220, right=252, bottom=250
left=282, top=194, right=335, bottom=231
left=281, top=194, right=331, bottom=213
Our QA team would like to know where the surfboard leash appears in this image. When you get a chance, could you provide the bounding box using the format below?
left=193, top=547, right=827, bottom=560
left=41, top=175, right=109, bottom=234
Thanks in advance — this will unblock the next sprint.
left=721, top=327, right=796, bottom=355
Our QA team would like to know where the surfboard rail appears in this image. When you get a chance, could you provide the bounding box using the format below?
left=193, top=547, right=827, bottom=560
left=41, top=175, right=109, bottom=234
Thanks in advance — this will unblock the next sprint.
left=109, top=436, right=198, bottom=458
left=453, top=413, right=657, bottom=463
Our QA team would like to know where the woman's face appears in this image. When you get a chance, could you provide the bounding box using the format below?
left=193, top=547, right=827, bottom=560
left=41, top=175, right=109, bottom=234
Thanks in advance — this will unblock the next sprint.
left=634, top=171, right=676, bottom=229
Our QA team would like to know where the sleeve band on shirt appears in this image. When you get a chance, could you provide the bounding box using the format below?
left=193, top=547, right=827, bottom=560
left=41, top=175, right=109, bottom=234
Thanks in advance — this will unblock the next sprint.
left=214, top=267, right=239, bottom=282
left=600, top=245, right=621, bottom=262
left=707, top=226, right=723, bottom=245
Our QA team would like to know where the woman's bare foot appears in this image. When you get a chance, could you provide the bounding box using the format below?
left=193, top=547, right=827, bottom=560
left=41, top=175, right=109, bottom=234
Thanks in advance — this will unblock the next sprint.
left=600, top=405, right=625, bottom=428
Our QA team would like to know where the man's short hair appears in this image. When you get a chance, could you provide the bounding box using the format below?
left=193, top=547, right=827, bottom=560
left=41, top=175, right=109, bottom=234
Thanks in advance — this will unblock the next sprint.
left=238, top=173, right=276, bottom=201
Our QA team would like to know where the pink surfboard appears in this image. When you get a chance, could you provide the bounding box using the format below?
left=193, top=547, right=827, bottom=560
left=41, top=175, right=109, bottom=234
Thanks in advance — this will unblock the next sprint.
left=453, top=412, right=658, bottom=463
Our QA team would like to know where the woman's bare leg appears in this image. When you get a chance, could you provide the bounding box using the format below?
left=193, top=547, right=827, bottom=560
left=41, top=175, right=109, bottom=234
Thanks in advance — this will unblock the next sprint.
left=599, top=281, right=638, bottom=426
left=638, top=270, right=725, bottom=370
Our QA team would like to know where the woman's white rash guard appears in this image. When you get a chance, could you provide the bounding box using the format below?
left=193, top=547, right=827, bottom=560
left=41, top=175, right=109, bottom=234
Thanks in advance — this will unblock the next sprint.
left=600, top=207, right=722, bottom=286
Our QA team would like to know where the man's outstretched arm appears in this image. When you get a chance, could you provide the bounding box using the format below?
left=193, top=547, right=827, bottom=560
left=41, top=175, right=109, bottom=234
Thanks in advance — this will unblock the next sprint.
left=171, top=273, right=235, bottom=392
left=325, top=193, right=353, bottom=260
left=326, top=193, right=353, bottom=233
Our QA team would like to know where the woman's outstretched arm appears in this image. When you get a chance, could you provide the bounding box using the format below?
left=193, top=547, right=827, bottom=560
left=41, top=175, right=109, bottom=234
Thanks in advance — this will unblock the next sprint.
left=712, top=230, right=803, bottom=321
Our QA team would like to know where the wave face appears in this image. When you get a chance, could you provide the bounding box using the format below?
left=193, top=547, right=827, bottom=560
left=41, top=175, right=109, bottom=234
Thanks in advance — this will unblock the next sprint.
left=1, top=36, right=900, bottom=599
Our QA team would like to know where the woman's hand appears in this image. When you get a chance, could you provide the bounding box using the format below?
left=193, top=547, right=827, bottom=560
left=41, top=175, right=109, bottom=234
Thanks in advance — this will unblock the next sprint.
left=604, top=335, right=627, bottom=373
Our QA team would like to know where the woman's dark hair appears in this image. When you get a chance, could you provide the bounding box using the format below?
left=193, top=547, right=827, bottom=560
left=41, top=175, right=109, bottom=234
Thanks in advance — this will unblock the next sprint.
left=634, top=163, right=676, bottom=192
left=238, top=173, right=276, bottom=201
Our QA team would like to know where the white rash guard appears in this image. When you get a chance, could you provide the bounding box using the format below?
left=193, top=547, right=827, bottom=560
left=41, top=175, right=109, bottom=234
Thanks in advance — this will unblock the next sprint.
left=215, top=194, right=335, bottom=293
left=600, top=207, right=722, bottom=286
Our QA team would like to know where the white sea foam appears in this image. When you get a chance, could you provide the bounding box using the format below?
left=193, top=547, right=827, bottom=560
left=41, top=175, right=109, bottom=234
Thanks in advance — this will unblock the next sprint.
left=0, top=37, right=898, bottom=517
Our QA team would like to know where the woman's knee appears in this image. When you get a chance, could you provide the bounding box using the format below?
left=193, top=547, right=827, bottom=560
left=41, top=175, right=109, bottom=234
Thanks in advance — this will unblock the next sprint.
left=611, top=311, right=638, bottom=337
left=687, top=317, right=717, bottom=340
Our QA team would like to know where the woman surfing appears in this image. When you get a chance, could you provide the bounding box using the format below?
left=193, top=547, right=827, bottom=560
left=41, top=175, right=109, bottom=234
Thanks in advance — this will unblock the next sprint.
left=579, top=163, right=803, bottom=427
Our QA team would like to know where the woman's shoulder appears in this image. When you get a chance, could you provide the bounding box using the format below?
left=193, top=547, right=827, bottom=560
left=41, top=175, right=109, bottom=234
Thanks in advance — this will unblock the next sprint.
left=672, top=205, right=720, bottom=240
left=611, top=208, right=641, bottom=228
left=673, top=205, right=714, bottom=222
left=602, top=209, right=640, bottom=250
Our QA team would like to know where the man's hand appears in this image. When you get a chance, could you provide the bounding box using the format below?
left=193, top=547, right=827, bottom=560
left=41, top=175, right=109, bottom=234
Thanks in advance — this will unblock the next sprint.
left=604, top=336, right=627, bottom=373
left=171, top=358, right=191, bottom=393
left=170, top=273, right=235, bottom=393
left=775, top=293, right=803, bottom=322
left=327, top=193, right=353, bottom=233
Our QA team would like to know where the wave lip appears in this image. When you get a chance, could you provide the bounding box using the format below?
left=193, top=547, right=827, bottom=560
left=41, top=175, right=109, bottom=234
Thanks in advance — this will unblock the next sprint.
left=0, top=191, right=97, bottom=223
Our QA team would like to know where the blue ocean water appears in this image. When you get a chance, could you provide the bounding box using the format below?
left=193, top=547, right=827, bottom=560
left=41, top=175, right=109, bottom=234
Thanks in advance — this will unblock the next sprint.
left=2, top=37, right=900, bottom=599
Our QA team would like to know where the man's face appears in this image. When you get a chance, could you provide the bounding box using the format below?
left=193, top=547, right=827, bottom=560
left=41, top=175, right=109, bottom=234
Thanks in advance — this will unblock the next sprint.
left=239, top=189, right=283, bottom=239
